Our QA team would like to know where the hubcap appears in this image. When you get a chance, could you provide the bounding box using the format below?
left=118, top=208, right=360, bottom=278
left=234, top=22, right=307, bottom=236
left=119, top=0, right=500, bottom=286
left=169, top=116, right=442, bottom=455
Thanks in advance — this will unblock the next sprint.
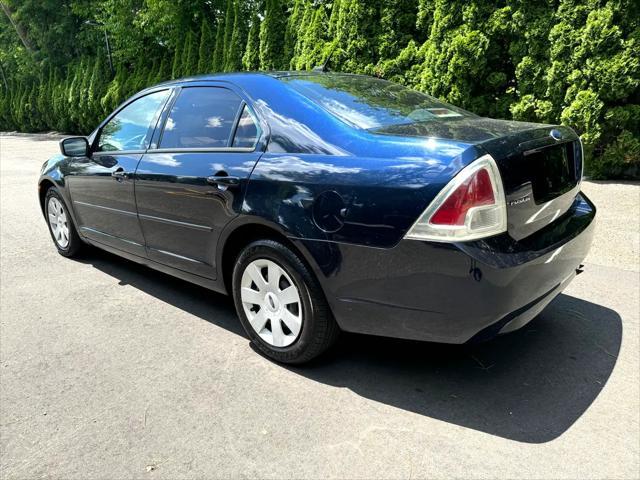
left=240, top=258, right=302, bottom=347
left=47, top=197, right=70, bottom=249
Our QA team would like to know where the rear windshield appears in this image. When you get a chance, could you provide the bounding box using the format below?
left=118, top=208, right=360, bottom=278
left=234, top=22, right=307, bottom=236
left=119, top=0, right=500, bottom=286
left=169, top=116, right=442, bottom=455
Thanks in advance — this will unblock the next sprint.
left=281, top=74, right=475, bottom=130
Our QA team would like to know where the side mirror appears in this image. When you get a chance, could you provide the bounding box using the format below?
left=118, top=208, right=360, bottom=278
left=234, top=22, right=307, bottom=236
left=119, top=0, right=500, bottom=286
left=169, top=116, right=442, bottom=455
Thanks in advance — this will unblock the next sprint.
left=60, top=137, right=89, bottom=157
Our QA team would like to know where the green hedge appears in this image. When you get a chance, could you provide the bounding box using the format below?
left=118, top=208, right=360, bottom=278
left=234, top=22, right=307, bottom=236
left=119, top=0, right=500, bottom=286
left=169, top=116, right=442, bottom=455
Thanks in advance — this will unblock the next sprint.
left=0, top=0, right=638, bottom=178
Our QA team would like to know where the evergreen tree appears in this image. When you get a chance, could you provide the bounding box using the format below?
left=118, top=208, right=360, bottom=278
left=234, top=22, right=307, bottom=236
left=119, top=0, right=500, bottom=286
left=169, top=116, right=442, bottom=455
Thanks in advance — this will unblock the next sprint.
left=172, top=35, right=184, bottom=79
left=157, top=57, right=171, bottom=83
left=222, top=0, right=235, bottom=71
left=291, top=0, right=312, bottom=69
left=182, top=30, right=199, bottom=76
left=197, top=18, right=214, bottom=74
left=298, top=6, right=328, bottom=70
left=101, top=64, right=127, bottom=115
left=88, top=51, right=110, bottom=123
left=226, top=0, right=246, bottom=71
left=243, top=12, right=261, bottom=70
left=259, top=0, right=287, bottom=70
left=285, top=0, right=305, bottom=63
left=212, top=15, right=226, bottom=71
left=335, top=0, right=380, bottom=73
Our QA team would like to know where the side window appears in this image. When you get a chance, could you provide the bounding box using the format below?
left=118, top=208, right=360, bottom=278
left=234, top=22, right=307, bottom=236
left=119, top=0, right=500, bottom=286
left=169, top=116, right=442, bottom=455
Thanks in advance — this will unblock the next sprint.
left=232, top=105, right=261, bottom=148
left=98, top=90, right=169, bottom=152
left=160, top=87, right=242, bottom=149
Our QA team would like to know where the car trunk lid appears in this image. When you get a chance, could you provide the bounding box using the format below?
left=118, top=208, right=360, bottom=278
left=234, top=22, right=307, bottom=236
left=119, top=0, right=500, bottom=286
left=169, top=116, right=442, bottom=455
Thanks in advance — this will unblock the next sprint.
left=373, top=118, right=583, bottom=240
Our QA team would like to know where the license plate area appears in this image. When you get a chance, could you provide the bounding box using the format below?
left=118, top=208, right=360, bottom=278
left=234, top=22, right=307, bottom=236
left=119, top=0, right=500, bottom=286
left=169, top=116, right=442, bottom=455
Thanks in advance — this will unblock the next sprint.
left=526, top=142, right=578, bottom=204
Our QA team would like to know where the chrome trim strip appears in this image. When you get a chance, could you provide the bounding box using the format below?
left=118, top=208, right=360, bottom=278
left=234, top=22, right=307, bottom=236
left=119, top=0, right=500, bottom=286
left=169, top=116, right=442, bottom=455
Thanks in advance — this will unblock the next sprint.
left=74, top=201, right=137, bottom=217
left=92, top=150, right=145, bottom=156
left=138, top=213, right=212, bottom=232
left=149, top=147, right=255, bottom=154
left=79, top=226, right=143, bottom=247
left=148, top=247, right=205, bottom=264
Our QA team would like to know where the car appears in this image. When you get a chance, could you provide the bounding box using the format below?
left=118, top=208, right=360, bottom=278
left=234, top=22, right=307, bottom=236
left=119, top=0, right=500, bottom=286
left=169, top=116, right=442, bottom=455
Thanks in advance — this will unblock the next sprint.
left=38, top=72, right=596, bottom=364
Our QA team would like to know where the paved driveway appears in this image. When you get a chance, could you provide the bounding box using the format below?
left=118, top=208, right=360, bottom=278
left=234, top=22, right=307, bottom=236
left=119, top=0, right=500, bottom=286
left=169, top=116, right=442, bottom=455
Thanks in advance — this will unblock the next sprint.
left=1, top=134, right=639, bottom=479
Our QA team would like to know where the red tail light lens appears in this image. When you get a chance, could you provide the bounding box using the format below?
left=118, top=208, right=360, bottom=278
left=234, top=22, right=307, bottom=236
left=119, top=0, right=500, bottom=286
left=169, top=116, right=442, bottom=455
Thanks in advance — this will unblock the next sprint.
left=429, top=168, right=495, bottom=226
left=404, top=154, right=507, bottom=242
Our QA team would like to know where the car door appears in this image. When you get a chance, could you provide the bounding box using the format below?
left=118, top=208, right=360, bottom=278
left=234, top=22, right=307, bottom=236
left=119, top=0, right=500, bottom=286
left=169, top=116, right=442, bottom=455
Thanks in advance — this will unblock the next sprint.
left=66, top=89, right=171, bottom=257
left=135, top=85, right=264, bottom=279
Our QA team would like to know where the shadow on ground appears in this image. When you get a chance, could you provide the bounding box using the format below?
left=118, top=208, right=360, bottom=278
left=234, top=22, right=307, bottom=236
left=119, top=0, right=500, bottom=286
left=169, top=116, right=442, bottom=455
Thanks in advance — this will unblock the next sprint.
left=80, top=248, right=622, bottom=444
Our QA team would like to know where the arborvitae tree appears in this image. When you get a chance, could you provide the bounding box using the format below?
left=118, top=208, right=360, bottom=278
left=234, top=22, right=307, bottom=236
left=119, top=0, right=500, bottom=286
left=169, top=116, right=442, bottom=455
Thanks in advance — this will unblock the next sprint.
left=226, top=0, right=246, bottom=71
left=182, top=30, right=199, bottom=76
left=0, top=86, right=11, bottom=131
left=157, top=57, right=171, bottom=83
left=101, top=64, right=127, bottom=114
left=327, top=0, right=342, bottom=39
left=377, top=0, right=418, bottom=61
left=259, top=0, right=287, bottom=70
left=171, top=35, right=184, bottom=79
left=146, top=59, right=159, bottom=86
left=212, top=15, right=226, bottom=71
left=335, top=0, right=380, bottom=73
left=298, top=6, right=328, bottom=70
left=78, top=57, right=94, bottom=131
left=243, top=12, right=261, bottom=70
left=285, top=0, right=305, bottom=63
left=291, top=1, right=313, bottom=69
left=197, top=18, right=214, bottom=74
left=88, top=51, right=110, bottom=123
left=222, top=0, right=235, bottom=71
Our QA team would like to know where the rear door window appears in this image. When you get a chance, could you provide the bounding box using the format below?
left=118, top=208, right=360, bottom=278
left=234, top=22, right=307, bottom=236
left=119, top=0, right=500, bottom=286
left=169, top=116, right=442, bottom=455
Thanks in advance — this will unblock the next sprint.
left=160, top=87, right=242, bottom=149
left=232, top=105, right=260, bottom=148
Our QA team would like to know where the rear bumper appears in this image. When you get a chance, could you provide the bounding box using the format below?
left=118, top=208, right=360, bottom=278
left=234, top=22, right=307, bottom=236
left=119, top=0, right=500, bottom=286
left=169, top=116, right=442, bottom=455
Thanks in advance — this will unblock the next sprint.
left=299, top=192, right=596, bottom=343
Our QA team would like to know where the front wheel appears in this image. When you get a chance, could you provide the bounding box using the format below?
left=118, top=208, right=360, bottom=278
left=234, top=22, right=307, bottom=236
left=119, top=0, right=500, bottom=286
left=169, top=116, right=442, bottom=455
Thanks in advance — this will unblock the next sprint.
left=44, top=187, right=82, bottom=257
left=232, top=240, right=339, bottom=364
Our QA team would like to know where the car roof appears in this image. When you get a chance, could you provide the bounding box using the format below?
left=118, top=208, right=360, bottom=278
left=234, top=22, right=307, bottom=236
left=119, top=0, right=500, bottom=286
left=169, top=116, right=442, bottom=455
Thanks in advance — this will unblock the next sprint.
left=154, top=71, right=365, bottom=88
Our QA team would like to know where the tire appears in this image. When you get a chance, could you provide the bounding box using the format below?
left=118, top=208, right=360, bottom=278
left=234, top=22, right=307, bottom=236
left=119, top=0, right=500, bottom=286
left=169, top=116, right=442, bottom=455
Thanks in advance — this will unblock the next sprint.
left=44, top=187, right=83, bottom=257
left=232, top=239, right=339, bottom=364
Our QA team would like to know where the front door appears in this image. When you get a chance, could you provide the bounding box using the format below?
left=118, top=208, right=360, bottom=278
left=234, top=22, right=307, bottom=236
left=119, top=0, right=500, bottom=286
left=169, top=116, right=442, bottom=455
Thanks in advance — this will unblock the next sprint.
left=66, top=89, right=171, bottom=256
left=135, top=86, right=263, bottom=278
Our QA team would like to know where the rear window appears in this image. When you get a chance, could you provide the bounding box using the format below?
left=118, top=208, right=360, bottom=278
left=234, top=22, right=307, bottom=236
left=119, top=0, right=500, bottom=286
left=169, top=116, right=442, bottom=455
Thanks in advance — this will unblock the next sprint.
left=281, top=75, right=474, bottom=130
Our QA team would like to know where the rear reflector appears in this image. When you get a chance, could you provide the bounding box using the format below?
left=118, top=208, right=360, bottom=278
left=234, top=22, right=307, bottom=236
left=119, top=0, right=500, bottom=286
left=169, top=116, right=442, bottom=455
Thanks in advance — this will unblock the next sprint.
left=404, top=154, right=507, bottom=242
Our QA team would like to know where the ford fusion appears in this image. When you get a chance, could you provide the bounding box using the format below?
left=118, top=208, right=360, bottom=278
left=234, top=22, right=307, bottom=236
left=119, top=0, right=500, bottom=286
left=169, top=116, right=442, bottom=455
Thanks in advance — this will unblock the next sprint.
left=39, top=72, right=595, bottom=363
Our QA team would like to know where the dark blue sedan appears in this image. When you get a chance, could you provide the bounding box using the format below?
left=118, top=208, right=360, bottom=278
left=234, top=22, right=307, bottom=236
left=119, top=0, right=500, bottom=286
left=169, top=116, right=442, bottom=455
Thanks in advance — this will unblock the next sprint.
left=39, top=72, right=595, bottom=363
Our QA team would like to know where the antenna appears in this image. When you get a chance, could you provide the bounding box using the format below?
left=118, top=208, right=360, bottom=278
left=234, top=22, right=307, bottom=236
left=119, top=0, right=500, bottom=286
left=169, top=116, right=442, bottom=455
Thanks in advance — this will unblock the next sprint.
left=312, top=44, right=336, bottom=73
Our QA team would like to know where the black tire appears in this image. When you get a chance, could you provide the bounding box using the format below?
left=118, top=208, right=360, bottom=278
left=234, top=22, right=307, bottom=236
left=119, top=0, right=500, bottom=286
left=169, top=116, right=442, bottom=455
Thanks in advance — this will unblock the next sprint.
left=232, top=239, right=340, bottom=364
left=44, top=187, right=83, bottom=257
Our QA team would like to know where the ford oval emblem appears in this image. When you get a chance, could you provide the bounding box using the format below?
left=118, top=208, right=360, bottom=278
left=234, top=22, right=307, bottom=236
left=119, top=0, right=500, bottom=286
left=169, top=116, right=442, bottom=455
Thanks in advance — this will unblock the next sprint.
left=550, top=129, right=563, bottom=141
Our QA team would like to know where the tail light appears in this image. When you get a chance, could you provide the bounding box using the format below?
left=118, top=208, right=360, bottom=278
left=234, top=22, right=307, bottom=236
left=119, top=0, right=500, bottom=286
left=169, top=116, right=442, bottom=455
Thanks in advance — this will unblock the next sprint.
left=404, top=154, right=507, bottom=242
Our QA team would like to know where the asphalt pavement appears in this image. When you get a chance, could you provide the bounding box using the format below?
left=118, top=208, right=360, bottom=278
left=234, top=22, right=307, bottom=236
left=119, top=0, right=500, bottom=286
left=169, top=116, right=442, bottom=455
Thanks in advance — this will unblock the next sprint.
left=1, top=134, right=638, bottom=479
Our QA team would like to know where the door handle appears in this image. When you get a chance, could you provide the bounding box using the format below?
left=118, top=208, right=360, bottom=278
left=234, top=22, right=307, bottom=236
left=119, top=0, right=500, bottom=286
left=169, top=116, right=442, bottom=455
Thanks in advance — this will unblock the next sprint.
left=112, top=168, right=127, bottom=180
left=206, top=175, right=240, bottom=189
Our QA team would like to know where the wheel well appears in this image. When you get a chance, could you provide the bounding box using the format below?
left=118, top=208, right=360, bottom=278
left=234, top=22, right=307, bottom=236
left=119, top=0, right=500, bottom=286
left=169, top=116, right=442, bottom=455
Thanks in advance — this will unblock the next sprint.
left=38, top=180, right=55, bottom=213
left=221, top=223, right=309, bottom=293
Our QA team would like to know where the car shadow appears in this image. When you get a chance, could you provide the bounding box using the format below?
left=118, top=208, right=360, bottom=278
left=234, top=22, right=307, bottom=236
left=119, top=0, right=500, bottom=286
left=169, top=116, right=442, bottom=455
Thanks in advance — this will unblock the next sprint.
left=78, top=248, right=622, bottom=444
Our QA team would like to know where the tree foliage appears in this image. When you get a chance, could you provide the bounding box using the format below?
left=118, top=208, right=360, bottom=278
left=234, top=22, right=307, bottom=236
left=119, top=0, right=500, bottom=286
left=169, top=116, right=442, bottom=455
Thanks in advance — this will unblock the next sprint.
left=0, top=0, right=637, bottom=178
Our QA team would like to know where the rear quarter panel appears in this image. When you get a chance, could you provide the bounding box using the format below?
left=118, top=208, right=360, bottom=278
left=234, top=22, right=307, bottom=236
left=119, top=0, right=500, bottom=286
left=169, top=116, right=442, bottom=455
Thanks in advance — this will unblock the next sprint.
left=242, top=144, right=481, bottom=248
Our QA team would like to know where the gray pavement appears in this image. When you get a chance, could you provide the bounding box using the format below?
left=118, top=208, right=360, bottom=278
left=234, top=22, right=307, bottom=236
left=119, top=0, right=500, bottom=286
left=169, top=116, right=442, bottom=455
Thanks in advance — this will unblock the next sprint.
left=1, top=134, right=639, bottom=479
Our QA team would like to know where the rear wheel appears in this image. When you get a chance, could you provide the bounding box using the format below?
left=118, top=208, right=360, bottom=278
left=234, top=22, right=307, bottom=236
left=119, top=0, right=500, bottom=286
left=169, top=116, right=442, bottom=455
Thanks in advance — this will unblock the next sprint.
left=44, top=187, right=82, bottom=257
left=232, top=239, right=339, bottom=364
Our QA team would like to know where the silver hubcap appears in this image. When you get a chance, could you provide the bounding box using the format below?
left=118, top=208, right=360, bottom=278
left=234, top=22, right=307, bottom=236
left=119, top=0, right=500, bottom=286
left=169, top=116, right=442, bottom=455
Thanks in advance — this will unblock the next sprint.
left=47, top=197, right=70, bottom=249
left=240, top=259, right=303, bottom=347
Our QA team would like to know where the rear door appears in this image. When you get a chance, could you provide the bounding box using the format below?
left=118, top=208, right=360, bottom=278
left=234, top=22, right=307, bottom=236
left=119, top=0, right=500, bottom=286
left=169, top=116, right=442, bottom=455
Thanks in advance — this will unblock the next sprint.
left=135, top=85, right=263, bottom=279
left=67, top=89, right=171, bottom=256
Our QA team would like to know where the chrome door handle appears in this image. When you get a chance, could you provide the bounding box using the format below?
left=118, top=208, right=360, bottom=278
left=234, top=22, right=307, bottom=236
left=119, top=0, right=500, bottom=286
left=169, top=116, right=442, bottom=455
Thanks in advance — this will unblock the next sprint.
left=206, top=175, right=240, bottom=188
left=112, top=168, right=127, bottom=180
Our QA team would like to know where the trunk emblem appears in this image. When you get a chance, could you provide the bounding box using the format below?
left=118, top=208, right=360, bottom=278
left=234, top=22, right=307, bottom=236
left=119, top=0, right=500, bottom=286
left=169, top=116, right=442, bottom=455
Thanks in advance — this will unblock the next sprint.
left=550, top=129, right=563, bottom=141
left=508, top=195, right=531, bottom=206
